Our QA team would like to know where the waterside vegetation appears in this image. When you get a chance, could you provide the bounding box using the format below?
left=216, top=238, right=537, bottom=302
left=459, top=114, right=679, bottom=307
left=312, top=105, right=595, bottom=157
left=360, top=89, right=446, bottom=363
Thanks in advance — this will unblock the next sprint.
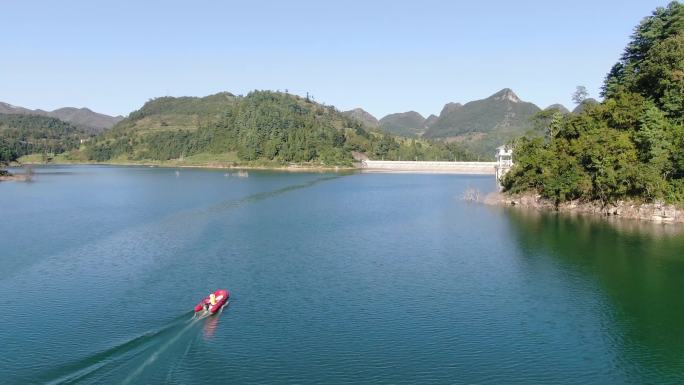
left=502, top=2, right=684, bottom=206
left=0, top=114, right=86, bottom=165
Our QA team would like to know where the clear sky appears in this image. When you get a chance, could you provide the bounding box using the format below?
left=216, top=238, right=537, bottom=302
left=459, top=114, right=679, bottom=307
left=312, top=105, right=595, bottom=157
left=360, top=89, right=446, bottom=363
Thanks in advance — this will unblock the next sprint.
left=0, top=0, right=671, bottom=118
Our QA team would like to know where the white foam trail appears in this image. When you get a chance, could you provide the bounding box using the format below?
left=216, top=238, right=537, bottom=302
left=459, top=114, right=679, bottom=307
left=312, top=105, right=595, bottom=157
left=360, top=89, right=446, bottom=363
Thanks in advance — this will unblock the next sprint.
left=45, top=362, right=108, bottom=385
left=121, top=317, right=199, bottom=385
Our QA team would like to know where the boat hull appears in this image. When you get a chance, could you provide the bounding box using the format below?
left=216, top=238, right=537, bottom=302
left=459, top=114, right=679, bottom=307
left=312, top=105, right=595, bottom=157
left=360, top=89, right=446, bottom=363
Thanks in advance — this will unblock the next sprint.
left=194, top=289, right=229, bottom=314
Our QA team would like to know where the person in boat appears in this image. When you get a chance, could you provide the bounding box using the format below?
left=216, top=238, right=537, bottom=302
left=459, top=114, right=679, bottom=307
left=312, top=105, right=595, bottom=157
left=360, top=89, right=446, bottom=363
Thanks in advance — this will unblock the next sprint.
left=203, top=293, right=217, bottom=312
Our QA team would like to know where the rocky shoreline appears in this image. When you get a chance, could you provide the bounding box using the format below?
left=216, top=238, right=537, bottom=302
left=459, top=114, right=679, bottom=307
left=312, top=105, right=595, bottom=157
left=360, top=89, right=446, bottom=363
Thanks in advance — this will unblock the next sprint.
left=483, top=192, right=684, bottom=224
left=0, top=173, right=30, bottom=182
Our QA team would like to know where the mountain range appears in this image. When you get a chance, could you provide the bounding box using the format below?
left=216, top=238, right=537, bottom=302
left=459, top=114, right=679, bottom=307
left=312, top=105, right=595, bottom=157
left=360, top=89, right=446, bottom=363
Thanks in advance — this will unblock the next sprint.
left=344, top=88, right=569, bottom=155
left=79, top=91, right=474, bottom=165
left=0, top=102, right=123, bottom=133
left=2, top=89, right=575, bottom=161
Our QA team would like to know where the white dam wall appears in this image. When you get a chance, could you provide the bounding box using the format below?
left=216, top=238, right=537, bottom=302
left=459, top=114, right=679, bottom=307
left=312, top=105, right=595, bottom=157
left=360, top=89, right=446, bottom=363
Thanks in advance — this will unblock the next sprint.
left=361, top=160, right=498, bottom=174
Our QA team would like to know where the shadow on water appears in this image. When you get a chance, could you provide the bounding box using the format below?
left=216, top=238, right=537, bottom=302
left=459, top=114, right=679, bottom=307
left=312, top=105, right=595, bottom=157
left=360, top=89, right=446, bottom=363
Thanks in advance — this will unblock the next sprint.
left=199, top=174, right=343, bottom=214
left=503, top=208, right=684, bottom=381
left=110, top=174, right=346, bottom=304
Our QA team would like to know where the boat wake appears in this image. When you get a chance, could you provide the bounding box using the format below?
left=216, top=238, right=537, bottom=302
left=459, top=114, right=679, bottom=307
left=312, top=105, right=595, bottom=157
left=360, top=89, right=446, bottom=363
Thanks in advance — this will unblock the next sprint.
left=41, top=310, right=222, bottom=385
left=119, top=317, right=200, bottom=385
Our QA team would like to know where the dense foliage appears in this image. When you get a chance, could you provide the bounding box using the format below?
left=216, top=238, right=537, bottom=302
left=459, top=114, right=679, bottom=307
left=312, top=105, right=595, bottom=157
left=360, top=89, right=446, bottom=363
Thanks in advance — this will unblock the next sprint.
left=423, top=89, right=542, bottom=158
left=425, top=91, right=540, bottom=139
left=503, top=2, right=684, bottom=204
left=0, top=113, right=85, bottom=164
left=85, top=91, right=476, bottom=165
left=378, top=111, right=426, bottom=137
left=127, top=92, right=238, bottom=121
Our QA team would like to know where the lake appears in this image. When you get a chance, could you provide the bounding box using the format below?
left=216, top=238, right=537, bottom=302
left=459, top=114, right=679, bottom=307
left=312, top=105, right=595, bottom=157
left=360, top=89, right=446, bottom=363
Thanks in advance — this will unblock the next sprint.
left=1, top=165, right=683, bottom=384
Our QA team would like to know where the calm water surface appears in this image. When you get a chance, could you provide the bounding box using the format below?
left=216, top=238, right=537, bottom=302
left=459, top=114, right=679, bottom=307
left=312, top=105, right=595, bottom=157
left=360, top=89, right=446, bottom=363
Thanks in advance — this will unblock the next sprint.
left=1, top=166, right=683, bottom=384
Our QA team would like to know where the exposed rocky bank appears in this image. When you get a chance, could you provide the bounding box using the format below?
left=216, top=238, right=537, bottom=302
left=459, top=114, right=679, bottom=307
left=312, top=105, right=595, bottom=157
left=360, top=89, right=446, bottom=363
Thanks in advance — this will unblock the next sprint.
left=483, top=192, right=684, bottom=224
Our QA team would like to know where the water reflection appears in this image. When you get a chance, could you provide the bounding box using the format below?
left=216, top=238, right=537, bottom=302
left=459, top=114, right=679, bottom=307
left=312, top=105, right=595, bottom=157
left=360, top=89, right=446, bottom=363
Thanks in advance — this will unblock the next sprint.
left=202, top=307, right=230, bottom=340
left=504, top=208, right=684, bottom=381
left=203, top=316, right=219, bottom=339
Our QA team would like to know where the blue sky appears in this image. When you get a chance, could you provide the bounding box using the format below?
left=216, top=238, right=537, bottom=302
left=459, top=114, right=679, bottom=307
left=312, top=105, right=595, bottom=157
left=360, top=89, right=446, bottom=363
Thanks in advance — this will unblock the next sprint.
left=0, top=0, right=670, bottom=118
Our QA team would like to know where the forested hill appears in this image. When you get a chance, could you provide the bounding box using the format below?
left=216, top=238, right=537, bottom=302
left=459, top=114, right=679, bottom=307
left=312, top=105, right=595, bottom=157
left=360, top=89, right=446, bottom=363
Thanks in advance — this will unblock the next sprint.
left=0, top=114, right=85, bottom=164
left=503, top=1, right=684, bottom=204
left=379, top=111, right=428, bottom=138
left=342, top=108, right=379, bottom=128
left=423, top=88, right=541, bottom=155
left=84, top=91, right=475, bottom=166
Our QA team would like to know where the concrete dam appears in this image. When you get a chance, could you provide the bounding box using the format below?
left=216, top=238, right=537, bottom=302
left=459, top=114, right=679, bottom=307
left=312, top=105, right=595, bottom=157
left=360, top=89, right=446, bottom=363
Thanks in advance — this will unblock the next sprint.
left=360, top=160, right=498, bottom=174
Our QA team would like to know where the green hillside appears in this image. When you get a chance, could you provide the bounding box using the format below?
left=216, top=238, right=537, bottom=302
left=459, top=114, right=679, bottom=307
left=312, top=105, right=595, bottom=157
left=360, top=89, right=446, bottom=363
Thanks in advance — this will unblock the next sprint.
left=503, top=2, right=684, bottom=204
left=378, top=111, right=426, bottom=137
left=423, top=88, right=541, bottom=156
left=0, top=113, right=85, bottom=164
left=342, top=108, right=379, bottom=128
left=425, top=89, right=541, bottom=137
left=112, top=92, right=238, bottom=134
left=545, top=104, right=570, bottom=114
left=83, top=91, right=476, bottom=166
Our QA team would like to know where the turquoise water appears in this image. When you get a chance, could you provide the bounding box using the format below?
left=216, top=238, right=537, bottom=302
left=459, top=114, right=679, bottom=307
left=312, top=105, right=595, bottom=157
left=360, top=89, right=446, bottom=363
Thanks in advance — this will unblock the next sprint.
left=1, top=166, right=684, bottom=384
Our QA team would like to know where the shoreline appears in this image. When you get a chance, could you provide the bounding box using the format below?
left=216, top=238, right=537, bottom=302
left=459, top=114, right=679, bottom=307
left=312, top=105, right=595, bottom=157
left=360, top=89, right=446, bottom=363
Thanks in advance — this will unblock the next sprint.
left=17, top=160, right=501, bottom=175
left=483, top=192, right=684, bottom=225
left=17, top=161, right=358, bottom=173
left=0, top=174, right=30, bottom=182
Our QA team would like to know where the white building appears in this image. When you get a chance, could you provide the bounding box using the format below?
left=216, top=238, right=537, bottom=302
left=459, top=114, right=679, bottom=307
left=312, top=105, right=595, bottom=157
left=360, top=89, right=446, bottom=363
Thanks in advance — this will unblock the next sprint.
left=495, top=145, right=513, bottom=187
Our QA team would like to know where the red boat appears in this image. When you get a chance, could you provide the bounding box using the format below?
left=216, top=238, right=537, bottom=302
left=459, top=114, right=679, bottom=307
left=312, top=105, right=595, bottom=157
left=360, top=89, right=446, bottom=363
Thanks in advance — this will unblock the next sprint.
left=194, top=289, right=229, bottom=315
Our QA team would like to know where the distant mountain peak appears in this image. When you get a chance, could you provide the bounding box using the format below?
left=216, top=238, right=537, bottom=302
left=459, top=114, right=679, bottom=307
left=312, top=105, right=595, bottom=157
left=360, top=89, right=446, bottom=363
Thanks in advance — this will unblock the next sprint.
left=0, top=102, right=18, bottom=109
left=391, top=111, right=424, bottom=120
left=572, top=98, right=599, bottom=114
left=424, top=89, right=541, bottom=156
left=347, top=107, right=372, bottom=116
left=545, top=104, right=570, bottom=114
left=342, top=108, right=379, bottom=128
left=440, top=102, right=463, bottom=116
left=489, top=88, right=520, bottom=103
left=0, top=101, right=122, bottom=133
left=0, top=101, right=31, bottom=113
left=424, top=114, right=439, bottom=129
left=378, top=111, right=427, bottom=137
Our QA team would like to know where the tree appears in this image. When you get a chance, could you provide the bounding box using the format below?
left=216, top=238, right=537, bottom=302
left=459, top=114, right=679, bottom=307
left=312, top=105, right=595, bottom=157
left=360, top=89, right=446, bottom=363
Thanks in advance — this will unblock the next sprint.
left=532, top=109, right=565, bottom=139
left=602, top=1, right=683, bottom=119
left=0, top=114, right=84, bottom=162
left=504, top=2, right=684, bottom=204
left=572, top=86, right=589, bottom=105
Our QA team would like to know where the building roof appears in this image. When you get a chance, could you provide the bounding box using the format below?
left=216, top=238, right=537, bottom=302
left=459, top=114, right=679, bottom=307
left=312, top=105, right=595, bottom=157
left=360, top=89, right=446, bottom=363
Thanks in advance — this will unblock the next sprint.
left=496, top=145, right=512, bottom=155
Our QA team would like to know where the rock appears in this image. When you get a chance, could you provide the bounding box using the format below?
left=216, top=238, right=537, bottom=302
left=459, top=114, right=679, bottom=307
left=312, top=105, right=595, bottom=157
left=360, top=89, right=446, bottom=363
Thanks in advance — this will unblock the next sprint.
left=481, top=192, right=684, bottom=224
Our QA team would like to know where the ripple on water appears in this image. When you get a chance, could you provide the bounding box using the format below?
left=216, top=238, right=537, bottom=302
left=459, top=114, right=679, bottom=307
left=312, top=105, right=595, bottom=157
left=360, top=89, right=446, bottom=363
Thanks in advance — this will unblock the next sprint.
left=1, top=168, right=684, bottom=384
